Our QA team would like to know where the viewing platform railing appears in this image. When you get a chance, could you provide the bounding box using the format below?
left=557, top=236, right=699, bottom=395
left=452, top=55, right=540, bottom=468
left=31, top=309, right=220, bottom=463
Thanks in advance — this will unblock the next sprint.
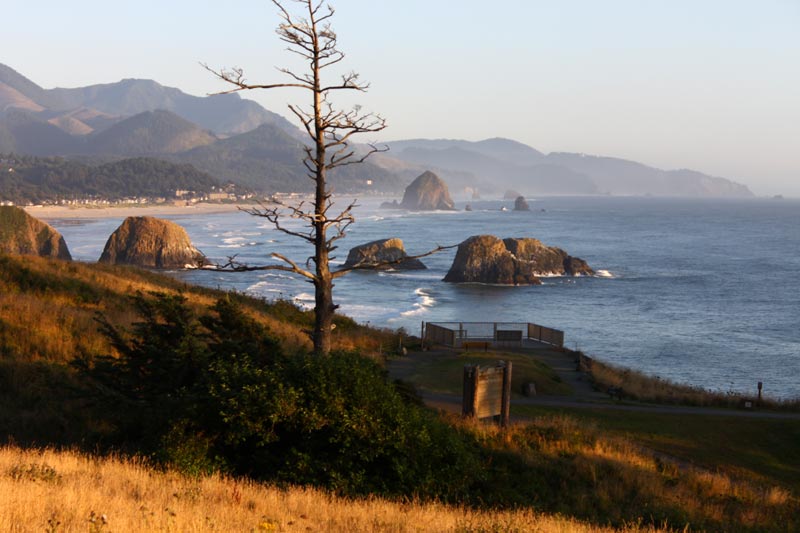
left=422, top=321, right=564, bottom=349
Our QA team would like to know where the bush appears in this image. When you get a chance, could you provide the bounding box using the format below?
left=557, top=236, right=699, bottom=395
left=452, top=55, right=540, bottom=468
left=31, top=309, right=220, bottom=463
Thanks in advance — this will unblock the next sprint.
left=82, top=292, right=484, bottom=499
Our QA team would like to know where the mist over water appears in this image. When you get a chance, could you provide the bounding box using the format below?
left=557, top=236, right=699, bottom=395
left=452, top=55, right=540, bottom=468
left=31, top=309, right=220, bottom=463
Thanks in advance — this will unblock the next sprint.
left=51, top=196, right=800, bottom=399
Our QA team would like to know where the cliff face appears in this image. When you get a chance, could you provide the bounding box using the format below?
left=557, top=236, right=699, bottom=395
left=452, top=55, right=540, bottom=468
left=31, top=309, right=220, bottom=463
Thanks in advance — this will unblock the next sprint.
left=341, top=238, right=426, bottom=270
left=0, top=207, right=71, bottom=260
left=399, top=171, right=455, bottom=210
left=444, top=235, right=593, bottom=284
left=98, top=216, right=206, bottom=269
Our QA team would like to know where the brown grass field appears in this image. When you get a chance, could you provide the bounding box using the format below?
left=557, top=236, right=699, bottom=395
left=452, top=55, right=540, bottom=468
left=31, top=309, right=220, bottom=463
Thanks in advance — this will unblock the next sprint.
left=0, top=446, right=672, bottom=533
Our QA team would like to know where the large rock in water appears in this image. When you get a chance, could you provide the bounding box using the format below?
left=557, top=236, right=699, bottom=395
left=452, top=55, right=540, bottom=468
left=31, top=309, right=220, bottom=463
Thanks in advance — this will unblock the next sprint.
left=513, top=196, right=530, bottom=211
left=341, top=238, right=426, bottom=270
left=443, top=235, right=593, bottom=284
left=99, top=216, right=206, bottom=269
left=503, top=238, right=594, bottom=276
left=399, top=171, right=455, bottom=210
left=0, top=207, right=71, bottom=260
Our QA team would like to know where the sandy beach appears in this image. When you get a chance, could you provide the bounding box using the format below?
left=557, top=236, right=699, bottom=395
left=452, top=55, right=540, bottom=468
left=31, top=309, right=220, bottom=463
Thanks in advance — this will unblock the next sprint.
left=24, top=202, right=258, bottom=220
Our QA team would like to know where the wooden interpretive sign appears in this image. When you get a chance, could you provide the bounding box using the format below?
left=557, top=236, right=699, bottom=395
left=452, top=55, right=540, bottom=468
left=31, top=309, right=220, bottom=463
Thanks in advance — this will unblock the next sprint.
left=462, top=362, right=512, bottom=427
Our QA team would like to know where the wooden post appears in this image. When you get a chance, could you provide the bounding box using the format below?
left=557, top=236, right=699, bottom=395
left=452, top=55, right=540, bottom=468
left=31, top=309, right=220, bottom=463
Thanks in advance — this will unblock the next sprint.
left=501, top=361, right=512, bottom=428
left=462, top=365, right=474, bottom=417
left=758, top=381, right=763, bottom=405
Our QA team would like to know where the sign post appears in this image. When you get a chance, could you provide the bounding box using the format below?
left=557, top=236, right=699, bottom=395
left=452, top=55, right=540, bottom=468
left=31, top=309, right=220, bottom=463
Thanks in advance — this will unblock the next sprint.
left=462, top=361, right=512, bottom=427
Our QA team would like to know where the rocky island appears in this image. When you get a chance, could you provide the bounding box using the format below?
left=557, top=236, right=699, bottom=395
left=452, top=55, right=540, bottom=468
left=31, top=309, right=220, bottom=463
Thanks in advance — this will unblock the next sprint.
left=443, top=235, right=593, bottom=284
left=397, top=171, right=455, bottom=211
left=341, top=238, right=426, bottom=270
left=98, top=216, right=206, bottom=269
left=513, top=196, right=530, bottom=211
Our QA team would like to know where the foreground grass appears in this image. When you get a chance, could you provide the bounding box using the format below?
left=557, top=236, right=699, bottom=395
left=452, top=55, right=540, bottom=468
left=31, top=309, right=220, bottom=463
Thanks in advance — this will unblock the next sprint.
left=514, top=405, right=800, bottom=494
left=0, top=446, right=668, bottom=533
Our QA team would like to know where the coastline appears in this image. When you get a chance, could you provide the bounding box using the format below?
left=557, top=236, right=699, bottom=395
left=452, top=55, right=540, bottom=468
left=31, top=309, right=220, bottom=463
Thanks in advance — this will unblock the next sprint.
left=24, top=202, right=258, bottom=220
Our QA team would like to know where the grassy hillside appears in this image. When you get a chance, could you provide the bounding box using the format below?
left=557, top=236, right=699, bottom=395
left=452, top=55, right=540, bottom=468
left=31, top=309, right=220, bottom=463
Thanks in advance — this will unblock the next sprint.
left=1, top=254, right=798, bottom=532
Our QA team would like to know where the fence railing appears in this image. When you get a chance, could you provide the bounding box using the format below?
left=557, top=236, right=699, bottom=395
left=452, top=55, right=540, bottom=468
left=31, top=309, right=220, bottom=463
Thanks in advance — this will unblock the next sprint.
left=423, top=321, right=564, bottom=348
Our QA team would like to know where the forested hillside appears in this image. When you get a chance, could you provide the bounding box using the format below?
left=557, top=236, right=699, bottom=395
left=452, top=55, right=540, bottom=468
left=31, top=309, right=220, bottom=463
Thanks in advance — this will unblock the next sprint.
left=0, top=154, right=223, bottom=203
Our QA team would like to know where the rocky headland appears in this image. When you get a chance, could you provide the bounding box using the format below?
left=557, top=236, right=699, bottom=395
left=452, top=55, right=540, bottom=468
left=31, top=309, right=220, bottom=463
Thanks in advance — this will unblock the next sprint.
left=0, top=206, right=71, bottom=260
left=443, top=235, right=593, bottom=284
left=98, top=216, right=206, bottom=269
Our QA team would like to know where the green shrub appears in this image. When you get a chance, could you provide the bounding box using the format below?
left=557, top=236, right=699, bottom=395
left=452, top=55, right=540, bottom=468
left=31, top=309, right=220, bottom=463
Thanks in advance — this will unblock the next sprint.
left=82, top=292, right=484, bottom=500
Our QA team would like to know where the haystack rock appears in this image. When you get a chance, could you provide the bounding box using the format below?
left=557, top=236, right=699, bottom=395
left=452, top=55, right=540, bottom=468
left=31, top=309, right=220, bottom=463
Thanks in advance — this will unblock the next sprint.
left=443, top=235, right=593, bottom=284
left=513, top=196, right=530, bottom=211
left=399, top=171, right=455, bottom=210
left=0, top=207, right=72, bottom=260
left=99, top=216, right=206, bottom=269
left=503, top=189, right=523, bottom=200
left=341, top=238, right=426, bottom=270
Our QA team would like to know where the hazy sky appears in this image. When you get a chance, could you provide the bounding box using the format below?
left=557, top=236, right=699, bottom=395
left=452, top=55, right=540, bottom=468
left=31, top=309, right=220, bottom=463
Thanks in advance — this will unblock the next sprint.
left=4, top=0, right=799, bottom=195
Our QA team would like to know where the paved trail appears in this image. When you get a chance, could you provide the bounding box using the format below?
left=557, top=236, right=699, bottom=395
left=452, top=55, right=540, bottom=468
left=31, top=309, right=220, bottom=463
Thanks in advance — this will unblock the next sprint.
left=387, top=347, right=800, bottom=421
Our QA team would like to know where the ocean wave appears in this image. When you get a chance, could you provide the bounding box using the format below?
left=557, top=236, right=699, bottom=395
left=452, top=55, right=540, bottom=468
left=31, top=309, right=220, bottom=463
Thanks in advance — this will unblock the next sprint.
left=595, top=270, right=615, bottom=278
left=388, top=287, right=437, bottom=321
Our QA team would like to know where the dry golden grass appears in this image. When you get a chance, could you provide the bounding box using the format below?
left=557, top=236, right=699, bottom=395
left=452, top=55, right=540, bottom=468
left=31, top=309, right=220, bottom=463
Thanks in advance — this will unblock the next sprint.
left=461, top=414, right=799, bottom=531
left=0, top=446, right=670, bottom=533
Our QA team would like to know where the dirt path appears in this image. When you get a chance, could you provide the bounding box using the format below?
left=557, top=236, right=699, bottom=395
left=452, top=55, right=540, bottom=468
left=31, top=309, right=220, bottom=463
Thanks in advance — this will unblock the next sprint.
left=387, top=347, right=800, bottom=420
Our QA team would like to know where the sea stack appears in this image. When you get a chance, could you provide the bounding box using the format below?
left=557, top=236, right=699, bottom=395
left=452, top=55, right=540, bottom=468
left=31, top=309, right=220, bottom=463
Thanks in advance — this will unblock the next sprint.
left=443, top=235, right=593, bottom=284
left=513, top=196, right=530, bottom=211
left=341, top=238, right=426, bottom=270
left=0, top=206, right=71, bottom=260
left=399, top=171, right=455, bottom=210
left=99, top=216, right=206, bottom=269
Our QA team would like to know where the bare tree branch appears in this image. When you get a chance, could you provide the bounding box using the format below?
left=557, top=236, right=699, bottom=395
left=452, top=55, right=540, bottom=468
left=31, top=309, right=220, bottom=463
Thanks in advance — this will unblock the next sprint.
left=205, top=0, right=445, bottom=355
left=332, top=244, right=458, bottom=279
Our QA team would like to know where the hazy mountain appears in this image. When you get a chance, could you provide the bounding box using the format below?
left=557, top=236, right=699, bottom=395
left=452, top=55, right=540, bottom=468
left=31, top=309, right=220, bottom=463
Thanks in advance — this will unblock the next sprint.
left=545, top=152, right=753, bottom=197
left=176, top=122, right=397, bottom=193
left=387, top=140, right=596, bottom=195
left=390, top=137, right=545, bottom=167
left=0, top=82, right=45, bottom=113
left=48, top=78, right=296, bottom=136
left=0, top=63, right=297, bottom=137
left=87, top=110, right=217, bottom=155
left=0, top=109, right=83, bottom=155
left=0, top=64, right=66, bottom=110
left=386, top=137, right=752, bottom=197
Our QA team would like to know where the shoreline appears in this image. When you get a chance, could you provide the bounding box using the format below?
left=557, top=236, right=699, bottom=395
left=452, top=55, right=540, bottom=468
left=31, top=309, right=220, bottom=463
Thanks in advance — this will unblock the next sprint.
left=24, top=202, right=258, bottom=220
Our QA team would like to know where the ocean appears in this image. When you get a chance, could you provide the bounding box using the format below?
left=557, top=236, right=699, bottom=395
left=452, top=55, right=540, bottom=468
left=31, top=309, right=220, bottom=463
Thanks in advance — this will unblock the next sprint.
left=46, top=196, right=800, bottom=400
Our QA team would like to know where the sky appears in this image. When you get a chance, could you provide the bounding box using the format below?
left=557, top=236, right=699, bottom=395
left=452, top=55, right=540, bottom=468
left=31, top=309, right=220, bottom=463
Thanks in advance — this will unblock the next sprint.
left=3, top=0, right=799, bottom=195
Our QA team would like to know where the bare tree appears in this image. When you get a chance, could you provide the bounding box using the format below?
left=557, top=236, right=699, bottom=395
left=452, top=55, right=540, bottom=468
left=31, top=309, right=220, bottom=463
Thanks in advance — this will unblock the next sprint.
left=204, top=0, right=389, bottom=355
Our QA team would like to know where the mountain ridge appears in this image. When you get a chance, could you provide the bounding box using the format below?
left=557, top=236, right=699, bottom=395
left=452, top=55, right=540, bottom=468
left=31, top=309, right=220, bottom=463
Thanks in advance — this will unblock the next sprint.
left=385, top=137, right=753, bottom=197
